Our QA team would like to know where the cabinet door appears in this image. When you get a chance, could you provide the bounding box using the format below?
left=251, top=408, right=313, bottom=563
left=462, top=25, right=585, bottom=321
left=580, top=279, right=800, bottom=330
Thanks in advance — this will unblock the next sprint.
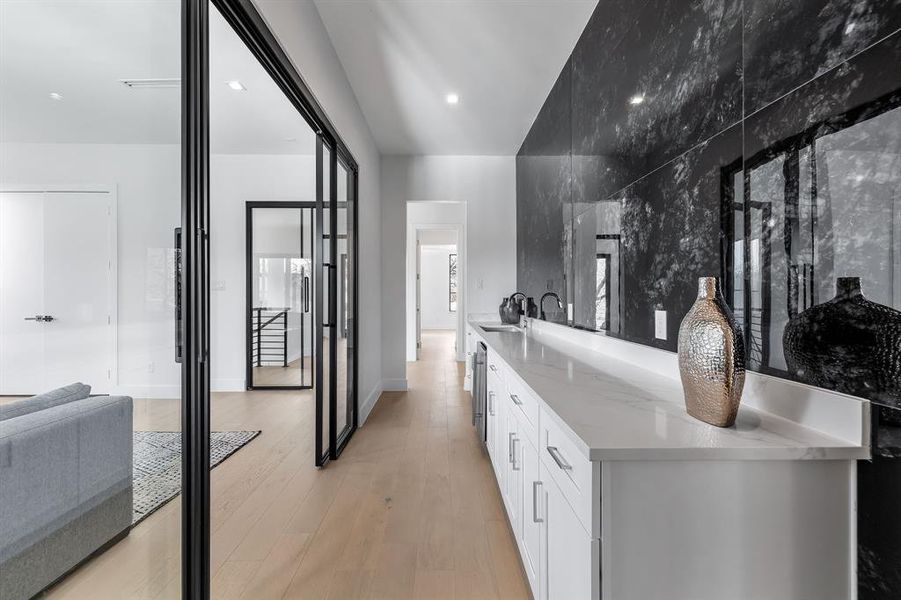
left=486, top=388, right=497, bottom=459
left=487, top=371, right=505, bottom=486
left=520, top=434, right=542, bottom=598
left=504, top=405, right=521, bottom=537
left=541, top=461, right=594, bottom=600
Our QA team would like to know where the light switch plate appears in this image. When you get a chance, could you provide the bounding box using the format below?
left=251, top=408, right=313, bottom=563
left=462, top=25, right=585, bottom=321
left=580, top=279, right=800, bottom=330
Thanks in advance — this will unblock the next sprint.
left=654, top=310, right=667, bottom=340
left=567, top=303, right=574, bottom=321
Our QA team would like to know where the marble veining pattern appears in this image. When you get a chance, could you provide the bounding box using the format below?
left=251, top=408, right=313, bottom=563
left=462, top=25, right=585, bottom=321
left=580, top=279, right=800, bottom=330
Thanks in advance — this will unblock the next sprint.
left=516, top=2, right=901, bottom=595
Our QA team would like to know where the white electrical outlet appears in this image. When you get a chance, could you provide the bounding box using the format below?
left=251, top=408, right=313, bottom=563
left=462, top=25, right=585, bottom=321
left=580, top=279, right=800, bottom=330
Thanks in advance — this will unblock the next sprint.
left=147, top=361, right=155, bottom=373
left=213, top=280, right=227, bottom=291
left=654, top=310, right=667, bottom=340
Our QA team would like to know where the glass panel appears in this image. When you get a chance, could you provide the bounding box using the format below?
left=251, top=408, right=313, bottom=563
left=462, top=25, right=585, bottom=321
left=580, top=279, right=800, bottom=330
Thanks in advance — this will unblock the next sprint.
left=319, top=142, right=332, bottom=462
left=249, top=207, right=312, bottom=387
left=335, top=161, right=350, bottom=440
left=0, top=0, right=182, bottom=596
left=207, top=1, right=322, bottom=585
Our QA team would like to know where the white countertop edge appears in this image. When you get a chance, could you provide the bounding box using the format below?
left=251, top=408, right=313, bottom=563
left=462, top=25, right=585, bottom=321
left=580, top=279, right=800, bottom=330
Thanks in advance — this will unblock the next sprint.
left=468, top=317, right=870, bottom=463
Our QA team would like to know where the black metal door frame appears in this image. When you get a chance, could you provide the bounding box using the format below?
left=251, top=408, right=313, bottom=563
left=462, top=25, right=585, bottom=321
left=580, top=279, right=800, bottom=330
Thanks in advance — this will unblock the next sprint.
left=181, top=0, right=361, bottom=595
left=245, top=201, right=315, bottom=391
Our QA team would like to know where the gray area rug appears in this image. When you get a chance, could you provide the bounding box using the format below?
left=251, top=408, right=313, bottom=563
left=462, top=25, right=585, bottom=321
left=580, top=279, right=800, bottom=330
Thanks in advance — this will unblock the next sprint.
left=132, top=430, right=260, bottom=525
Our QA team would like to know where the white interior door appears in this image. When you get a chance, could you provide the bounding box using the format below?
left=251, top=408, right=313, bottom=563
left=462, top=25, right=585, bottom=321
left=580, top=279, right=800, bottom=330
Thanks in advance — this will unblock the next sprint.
left=0, top=192, right=46, bottom=393
left=0, top=189, right=115, bottom=395
left=415, top=236, right=422, bottom=360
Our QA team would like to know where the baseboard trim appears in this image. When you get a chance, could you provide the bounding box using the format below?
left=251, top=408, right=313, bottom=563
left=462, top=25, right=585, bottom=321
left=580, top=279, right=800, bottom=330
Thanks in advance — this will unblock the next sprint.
left=360, top=381, right=383, bottom=425
left=382, top=378, right=408, bottom=392
left=212, top=378, right=245, bottom=392
left=112, top=385, right=180, bottom=400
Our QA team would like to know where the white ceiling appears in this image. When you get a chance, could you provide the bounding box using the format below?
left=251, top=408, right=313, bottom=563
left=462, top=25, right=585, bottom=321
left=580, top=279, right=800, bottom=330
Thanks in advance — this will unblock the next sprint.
left=0, top=0, right=315, bottom=154
left=313, top=0, right=597, bottom=155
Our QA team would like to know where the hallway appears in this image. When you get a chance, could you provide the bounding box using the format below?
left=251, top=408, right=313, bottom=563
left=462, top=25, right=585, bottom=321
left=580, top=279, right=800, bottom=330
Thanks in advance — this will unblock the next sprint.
left=45, top=329, right=528, bottom=599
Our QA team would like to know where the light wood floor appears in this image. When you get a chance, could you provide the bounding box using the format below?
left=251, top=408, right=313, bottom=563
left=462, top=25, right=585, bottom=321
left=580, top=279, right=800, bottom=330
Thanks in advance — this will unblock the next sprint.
left=44, top=329, right=529, bottom=599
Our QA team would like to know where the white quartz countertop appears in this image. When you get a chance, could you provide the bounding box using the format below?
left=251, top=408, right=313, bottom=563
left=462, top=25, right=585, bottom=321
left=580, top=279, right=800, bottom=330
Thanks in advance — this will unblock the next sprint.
left=470, top=321, right=867, bottom=462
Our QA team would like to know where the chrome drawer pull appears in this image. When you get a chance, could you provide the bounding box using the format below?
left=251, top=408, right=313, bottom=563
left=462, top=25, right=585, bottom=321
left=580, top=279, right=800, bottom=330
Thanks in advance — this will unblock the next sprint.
left=546, top=446, right=572, bottom=471
left=512, top=437, right=520, bottom=471
left=488, top=391, right=495, bottom=415
left=533, top=481, right=544, bottom=523
left=508, top=433, right=515, bottom=463
left=510, top=394, right=523, bottom=406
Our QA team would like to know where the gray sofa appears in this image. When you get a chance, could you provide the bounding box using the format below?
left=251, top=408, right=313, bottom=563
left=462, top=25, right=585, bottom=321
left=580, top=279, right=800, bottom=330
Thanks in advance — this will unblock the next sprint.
left=0, top=383, right=133, bottom=600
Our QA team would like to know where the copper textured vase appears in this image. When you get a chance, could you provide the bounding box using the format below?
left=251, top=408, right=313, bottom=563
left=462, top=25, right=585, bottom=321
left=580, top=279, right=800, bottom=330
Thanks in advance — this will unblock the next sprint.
left=677, top=277, right=745, bottom=427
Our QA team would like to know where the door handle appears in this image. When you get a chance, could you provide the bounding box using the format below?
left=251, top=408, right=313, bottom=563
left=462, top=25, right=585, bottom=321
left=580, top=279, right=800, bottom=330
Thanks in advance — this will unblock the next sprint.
left=533, top=481, right=544, bottom=523
left=546, top=446, right=572, bottom=471
left=508, top=432, right=515, bottom=463
left=174, top=227, right=183, bottom=363
left=303, top=276, right=310, bottom=313
left=24, top=315, right=54, bottom=322
left=510, top=394, right=523, bottom=406
left=512, top=437, right=520, bottom=471
left=488, top=391, right=495, bottom=415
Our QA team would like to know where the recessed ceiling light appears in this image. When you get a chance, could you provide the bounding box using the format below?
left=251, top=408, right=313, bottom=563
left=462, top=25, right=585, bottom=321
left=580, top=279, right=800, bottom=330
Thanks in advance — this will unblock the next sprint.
left=49, top=92, right=63, bottom=101
left=226, top=80, right=247, bottom=91
left=119, top=78, right=180, bottom=88
left=446, top=93, right=459, bottom=105
left=628, top=95, right=645, bottom=105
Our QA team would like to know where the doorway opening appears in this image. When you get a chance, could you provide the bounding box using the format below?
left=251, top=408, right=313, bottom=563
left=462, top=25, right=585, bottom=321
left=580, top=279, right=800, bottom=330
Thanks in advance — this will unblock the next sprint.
left=406, top=202, right=466, bottom=367
left=417, top=231, right=459, bottom=361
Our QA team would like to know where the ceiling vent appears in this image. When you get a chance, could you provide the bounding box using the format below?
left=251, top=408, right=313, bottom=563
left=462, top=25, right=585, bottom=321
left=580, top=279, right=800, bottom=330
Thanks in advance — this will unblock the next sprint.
left=119, top=78, right=181, bottom=88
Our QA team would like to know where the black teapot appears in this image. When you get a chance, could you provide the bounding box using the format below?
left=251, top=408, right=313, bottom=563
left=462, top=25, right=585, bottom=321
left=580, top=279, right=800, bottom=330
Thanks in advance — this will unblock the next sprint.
left=499, top=292, right=526, bottom=324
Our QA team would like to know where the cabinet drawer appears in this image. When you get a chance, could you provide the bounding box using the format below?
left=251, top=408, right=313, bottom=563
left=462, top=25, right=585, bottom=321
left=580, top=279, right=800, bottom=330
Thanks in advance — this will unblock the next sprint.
left=487, top=352, right=505, bottom=383
left=540, top=407, right=600, bottom=537
left=506, top=374, right=539, bottom=443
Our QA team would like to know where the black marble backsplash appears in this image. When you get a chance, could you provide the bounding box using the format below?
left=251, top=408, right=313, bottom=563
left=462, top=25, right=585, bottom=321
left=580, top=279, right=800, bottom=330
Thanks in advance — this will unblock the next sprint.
left=516, top=1, right=901, bottom=596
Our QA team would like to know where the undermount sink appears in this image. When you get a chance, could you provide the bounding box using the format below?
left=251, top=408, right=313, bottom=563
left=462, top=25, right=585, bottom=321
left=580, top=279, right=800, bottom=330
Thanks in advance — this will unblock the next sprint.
left=480, top=324, right=522, bottom=333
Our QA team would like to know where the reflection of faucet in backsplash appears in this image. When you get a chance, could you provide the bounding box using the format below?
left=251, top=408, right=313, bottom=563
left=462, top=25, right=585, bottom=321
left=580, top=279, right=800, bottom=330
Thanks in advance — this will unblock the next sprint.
left=539, top=292, right=563, bottom=321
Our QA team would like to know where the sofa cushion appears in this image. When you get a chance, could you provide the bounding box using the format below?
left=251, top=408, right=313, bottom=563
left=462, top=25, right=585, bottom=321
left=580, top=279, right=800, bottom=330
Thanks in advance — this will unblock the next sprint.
left=0, top=383, right=91, bottom=422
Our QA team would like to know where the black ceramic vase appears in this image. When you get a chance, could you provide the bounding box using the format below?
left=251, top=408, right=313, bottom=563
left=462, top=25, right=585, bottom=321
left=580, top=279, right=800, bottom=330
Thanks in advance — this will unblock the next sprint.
left=783, top=277, right=901, bottom=406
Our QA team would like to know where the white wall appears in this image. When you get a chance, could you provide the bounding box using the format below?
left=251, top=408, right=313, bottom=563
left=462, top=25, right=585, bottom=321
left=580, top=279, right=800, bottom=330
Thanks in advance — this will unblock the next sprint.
left=254, top=0, right=384, bottom=422
left=210, top=153, right=316, bottom=391
left=1, top=3, right=385, bottom=418
left=382, top=155, right=516, bottom=382
left=0, top=142, right=182, bottom=398
left=0, top=144, right=317, bottom=395
left=420, top=244, right=458, bottom=330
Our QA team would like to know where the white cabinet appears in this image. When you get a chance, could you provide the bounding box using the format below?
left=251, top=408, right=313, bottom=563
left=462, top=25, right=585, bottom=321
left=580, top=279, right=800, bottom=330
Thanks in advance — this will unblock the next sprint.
left=540, top=460, right=597, bottom=600
left=479, top=342, right=598, bottom=600
left=504, top=404, right=522, bottom=537
left=520, top=433, right=542, bottom=596
left=486, top=364, right=505, bottom=486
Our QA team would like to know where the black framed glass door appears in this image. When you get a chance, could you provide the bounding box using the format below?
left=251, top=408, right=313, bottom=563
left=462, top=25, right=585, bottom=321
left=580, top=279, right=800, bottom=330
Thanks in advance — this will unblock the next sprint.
left=189, top=0, right=361, bottom=593
left=314, top=138, right=358, bottom=466
left=245, top=203, right=314, bottom=390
